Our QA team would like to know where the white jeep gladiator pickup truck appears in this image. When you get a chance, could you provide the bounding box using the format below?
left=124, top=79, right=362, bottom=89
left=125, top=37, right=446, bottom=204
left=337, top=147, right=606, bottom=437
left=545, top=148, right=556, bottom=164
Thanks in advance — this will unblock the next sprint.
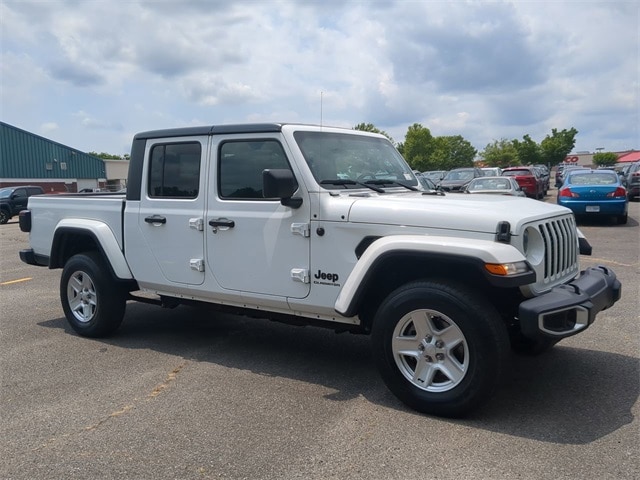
left=19, top=123, right=621, bottom=416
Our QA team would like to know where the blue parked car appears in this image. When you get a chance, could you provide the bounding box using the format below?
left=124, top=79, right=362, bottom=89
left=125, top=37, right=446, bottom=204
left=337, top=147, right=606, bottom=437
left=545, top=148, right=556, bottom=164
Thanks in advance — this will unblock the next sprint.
left=557, top=169, right=628, bottom=224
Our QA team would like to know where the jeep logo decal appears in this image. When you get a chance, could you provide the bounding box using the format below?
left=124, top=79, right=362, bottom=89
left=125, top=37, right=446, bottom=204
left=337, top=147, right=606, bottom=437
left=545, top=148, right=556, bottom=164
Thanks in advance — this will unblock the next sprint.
left=313, top=269, right=340, bottom=286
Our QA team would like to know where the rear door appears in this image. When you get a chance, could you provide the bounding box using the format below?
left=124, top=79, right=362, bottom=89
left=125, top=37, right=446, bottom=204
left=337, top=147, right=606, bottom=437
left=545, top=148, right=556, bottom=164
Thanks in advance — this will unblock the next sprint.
left=126, top=138, right=207, bottom=286
left=11, top=188, right=29, bottom=213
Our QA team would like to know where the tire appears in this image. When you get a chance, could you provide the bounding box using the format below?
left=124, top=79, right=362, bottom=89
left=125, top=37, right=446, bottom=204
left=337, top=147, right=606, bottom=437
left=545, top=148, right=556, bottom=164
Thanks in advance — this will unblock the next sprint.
left=371, top=280, right=510, bottom=417
left=0, top=209, right=9, bottom=224
left=60, top=252, right=126, bottom=337
left=617, top=213, right=628, bottom=225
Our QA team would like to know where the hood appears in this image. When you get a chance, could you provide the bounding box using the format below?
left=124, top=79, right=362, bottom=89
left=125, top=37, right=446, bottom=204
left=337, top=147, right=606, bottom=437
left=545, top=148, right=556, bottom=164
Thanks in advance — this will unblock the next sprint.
left=345, top=192, right=570, bottom=234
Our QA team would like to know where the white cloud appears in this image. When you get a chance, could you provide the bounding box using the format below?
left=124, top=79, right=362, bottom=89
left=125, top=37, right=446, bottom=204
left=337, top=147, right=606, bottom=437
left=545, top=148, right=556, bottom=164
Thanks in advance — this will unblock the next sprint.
left=40, top=122, right=59, bottom=134
left=0, top=0, right=637, bottom=155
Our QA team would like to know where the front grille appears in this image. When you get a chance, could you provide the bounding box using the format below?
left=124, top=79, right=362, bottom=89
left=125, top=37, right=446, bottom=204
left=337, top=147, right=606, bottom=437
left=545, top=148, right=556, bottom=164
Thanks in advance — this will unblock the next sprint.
left=537, top=215, right=578, bottom=282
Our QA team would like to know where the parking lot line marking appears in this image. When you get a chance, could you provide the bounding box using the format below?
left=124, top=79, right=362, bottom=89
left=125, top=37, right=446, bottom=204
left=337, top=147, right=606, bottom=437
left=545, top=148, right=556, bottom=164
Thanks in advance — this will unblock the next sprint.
left=582, top=257, right=637, bottom=268
left=1, top=277, right=32, bottom=286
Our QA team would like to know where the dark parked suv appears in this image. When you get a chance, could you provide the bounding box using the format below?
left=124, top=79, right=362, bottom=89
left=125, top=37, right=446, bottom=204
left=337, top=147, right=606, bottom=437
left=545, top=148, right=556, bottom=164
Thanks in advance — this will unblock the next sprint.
left=438, top=167, right=484, bottom=192
left=626, top=162, right=640, bottom=200
left=0, top=186, right=44, bottom=224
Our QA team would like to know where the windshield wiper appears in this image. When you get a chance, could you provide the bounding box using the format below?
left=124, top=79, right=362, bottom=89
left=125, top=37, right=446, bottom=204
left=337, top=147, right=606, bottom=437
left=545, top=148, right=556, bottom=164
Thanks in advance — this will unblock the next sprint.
left=320, top=179, right=385, bottom=193
left=363, top=179, right=419, bottom=191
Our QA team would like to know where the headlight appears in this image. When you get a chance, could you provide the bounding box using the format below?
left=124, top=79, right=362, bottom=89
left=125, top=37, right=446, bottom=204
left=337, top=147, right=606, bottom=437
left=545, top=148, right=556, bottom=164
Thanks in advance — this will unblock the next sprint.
left=484, top=261, right=530, bottom=276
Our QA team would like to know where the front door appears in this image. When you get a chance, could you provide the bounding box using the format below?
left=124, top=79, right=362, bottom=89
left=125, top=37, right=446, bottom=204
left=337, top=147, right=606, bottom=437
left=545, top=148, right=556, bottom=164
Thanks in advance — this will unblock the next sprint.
left=206, top=136, right=311, bottom=298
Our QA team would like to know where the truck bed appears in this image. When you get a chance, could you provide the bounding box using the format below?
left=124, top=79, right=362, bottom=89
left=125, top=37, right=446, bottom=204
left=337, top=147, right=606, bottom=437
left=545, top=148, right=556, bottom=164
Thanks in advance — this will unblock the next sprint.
left=27, top=194, right=127, bottom=259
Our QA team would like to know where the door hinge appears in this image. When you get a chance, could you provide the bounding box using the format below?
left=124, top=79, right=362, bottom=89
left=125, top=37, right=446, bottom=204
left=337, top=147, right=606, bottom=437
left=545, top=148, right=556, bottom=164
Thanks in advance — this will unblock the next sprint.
left=291, top=223, right=310, bottom=237
left=189, top=218, right=204, bottom=231
left=190, top=258, right=205, bottom=272
left=291, top=268, right=310, bottom=283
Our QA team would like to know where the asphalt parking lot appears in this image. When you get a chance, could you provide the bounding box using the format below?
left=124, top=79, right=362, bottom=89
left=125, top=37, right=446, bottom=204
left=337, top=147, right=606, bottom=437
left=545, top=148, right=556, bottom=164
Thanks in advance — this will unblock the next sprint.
left=1, top=193, right=638, bottom=480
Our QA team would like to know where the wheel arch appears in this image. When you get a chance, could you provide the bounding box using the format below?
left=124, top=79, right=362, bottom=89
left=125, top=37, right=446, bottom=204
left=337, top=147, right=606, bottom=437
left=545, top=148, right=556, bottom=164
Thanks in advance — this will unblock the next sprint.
left=343, top=252, right=498, bottom=330
left=50, top=221, right=134, bottom=282
left=335, top=235, right=533, bottom=329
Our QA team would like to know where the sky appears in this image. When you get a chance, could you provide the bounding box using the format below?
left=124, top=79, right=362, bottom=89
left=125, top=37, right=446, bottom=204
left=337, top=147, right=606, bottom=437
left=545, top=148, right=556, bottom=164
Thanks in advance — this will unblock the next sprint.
left=1, top=0, right=638, bottom=158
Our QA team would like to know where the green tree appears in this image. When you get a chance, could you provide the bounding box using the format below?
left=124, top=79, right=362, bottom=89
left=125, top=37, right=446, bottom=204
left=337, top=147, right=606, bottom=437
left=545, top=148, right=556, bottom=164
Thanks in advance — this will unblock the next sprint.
left=353, top=123, right=395, bottom=144
left=592, top=152, right=618, bottom=167
left=88, top=151, right=128, bottom=160
left=400, top=123, right=435, bottom=171
left=428, top=136, right=477, bottom=170
left=481, top=139, right=519, bottom=167
left=442, top=135, right=476, bottom=169
left=540, top=127, right=578, bottom=166
left=513, top=134, right=542, bottom=166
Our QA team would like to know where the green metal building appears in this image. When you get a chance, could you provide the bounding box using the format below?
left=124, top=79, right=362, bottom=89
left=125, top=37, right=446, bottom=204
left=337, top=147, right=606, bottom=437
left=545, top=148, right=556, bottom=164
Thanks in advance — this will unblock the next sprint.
left=0, top=121, right=107, bottom=192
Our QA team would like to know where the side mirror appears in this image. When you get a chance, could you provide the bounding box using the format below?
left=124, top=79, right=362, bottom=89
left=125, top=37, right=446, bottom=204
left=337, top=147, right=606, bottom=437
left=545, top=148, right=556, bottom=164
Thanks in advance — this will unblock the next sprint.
left=262, top=169, right=303, bottom=208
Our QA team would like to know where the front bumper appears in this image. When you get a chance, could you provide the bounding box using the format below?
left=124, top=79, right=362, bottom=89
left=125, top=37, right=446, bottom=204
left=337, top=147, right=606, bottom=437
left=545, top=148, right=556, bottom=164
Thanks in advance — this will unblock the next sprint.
left=519, top=266, right=621, bottom=339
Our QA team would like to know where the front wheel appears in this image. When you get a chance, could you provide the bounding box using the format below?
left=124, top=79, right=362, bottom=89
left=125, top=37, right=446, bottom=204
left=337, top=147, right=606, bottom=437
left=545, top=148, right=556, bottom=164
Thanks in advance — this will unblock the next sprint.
left=0, top=209, right=9, bottom=224
left=371, top=280, right=510, bottom=417
left=60, top=252, right=126, bottom=337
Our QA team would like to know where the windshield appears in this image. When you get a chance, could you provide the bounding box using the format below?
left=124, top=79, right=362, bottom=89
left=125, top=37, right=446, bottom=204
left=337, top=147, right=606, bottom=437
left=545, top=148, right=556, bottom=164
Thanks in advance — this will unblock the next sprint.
left=0, top=188, right=13, bottom=197
left=443, top=170, right=474, bottom=181
left=468, top=178, right=511, bottom=191
left=293, top=131, right=417, bottom=189
left=568, top=173, right=617, bottom=185
left=503, top=169, right=532, bottom=177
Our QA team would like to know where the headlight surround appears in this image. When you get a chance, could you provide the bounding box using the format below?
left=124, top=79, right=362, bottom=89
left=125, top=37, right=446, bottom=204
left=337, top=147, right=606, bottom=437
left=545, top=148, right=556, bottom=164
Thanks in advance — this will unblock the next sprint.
left=522, top=226, right=545, bottom=265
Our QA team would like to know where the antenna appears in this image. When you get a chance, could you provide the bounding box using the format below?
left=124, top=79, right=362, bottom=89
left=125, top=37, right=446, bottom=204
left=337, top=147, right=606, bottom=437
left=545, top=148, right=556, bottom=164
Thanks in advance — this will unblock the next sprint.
left=320, top=91, right=323, bottom=128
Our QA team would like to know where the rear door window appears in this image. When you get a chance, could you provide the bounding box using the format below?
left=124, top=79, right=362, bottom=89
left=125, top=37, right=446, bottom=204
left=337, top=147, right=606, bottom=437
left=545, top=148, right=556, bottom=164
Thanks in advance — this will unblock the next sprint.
left=148, top=142, right=202, bottom=198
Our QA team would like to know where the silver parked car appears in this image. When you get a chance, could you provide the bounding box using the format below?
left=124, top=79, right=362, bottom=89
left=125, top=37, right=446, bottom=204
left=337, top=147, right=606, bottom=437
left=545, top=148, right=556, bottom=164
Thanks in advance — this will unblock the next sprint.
left=463, top=176, right=526, bottom=196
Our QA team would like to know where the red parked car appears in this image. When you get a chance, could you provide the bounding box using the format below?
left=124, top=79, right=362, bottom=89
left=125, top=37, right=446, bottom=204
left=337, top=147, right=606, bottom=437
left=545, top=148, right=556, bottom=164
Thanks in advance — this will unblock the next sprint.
left=502, top=166, right=544, bottom=199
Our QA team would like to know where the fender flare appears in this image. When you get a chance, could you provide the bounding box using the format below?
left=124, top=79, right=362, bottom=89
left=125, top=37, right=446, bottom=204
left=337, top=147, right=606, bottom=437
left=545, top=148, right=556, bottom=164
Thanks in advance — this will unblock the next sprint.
left=52, top=219, right=133, bottom=280
left=334, top=235, right=531, bottom=317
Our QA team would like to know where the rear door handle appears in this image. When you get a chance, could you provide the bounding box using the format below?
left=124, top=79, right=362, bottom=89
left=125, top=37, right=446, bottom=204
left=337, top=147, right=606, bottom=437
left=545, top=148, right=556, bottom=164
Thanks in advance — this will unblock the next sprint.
left=145, top=215, right=166, bottom=225
left=208, top=218, right=235, bottom=228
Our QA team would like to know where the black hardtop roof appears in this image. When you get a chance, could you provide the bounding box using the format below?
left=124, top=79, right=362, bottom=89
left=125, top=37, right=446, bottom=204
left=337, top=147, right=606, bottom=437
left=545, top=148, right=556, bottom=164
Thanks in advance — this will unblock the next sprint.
left=133, top=123, right=289, bottom=140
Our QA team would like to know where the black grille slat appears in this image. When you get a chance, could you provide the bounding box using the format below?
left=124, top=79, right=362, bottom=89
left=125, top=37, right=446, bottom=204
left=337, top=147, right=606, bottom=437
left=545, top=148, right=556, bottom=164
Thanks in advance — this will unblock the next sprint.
left=539, top=224, right=551, bottom=278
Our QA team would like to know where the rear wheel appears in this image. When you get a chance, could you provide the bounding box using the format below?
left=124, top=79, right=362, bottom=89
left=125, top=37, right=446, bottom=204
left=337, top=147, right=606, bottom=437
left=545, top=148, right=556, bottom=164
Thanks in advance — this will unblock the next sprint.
left=371, top=280, right=510, bottom=417
left=60, top=252, right=126, bottom=337
left=617, top=213, right=628, bottom=225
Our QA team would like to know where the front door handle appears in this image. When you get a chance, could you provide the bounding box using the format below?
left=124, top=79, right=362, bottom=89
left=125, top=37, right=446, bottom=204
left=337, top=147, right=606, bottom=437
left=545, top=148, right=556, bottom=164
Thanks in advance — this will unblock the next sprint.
left=208, top=218, right=235, bottom=228
left=145, top=215, right=166, bottom=225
